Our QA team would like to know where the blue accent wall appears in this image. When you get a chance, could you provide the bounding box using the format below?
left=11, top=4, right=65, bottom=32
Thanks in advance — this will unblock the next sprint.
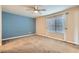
left=2, top=12, right=36, bottom=39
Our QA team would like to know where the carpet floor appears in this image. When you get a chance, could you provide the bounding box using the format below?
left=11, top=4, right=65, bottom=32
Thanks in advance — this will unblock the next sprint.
left=0, top=35, right=79, bottom=53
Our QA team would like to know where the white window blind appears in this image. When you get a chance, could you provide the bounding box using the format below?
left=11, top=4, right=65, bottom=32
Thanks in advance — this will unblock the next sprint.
left=46, top=15, right=65, bottom=34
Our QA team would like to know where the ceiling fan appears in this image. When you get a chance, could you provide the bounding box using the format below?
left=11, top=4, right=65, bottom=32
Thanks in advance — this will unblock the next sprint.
left=24, top=5, right=46, bottom=14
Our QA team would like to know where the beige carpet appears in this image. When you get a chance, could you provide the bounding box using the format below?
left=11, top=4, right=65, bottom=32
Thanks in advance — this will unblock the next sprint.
left=0, top=35, right=79, bottom=53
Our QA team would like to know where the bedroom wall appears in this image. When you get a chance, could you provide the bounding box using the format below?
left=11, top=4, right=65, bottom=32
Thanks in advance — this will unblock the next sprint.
left=2, top=12, right=36, bottom=39
left=36, top=16, right=64, bottom=41
left=70, top=7, right=79, bottom=44
left=36, top=6, right=79, bottom=44
left=65, top=7, right=79, bottom=44
left=0, top=5, right=2, bottom=45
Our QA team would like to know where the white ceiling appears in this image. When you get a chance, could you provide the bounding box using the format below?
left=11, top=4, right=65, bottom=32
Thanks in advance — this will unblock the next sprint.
left=2, top=5, right=75, bottom=18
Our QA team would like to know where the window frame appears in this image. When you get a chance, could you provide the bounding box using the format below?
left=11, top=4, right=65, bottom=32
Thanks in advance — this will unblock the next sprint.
left=46, top=14, right=66, bottom=34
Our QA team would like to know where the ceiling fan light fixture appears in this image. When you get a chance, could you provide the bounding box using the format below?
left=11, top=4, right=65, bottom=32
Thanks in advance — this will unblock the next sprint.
left=34, top=10, right=38, bottom=13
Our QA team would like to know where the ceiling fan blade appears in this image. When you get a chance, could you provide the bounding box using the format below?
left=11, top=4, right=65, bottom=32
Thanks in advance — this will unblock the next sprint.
left=38, top=9, right=46, bottom=11
left=38, top=11, right=42, bottom=14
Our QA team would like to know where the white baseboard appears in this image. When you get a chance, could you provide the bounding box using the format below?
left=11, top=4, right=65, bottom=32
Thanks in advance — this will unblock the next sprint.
left=3, top=34, right=35, bottom=41
left=36, top=34, right=79, bottom=45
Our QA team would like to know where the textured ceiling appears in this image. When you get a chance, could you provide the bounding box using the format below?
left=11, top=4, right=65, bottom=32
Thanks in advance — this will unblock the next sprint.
left=2, top=5, right=75, bottom=18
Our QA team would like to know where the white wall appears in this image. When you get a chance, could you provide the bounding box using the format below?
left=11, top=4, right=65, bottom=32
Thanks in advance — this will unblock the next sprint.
left=74, top=10, right=79, bottom=45
left=36, top=16, right=64, bottom=41
left=36, top=6, right=79, bottom=45
left=0, top=5, right=2, bottom=46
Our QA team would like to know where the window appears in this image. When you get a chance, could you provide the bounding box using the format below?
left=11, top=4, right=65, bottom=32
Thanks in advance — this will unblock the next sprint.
left=46, top=15, right=65, bottom=34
